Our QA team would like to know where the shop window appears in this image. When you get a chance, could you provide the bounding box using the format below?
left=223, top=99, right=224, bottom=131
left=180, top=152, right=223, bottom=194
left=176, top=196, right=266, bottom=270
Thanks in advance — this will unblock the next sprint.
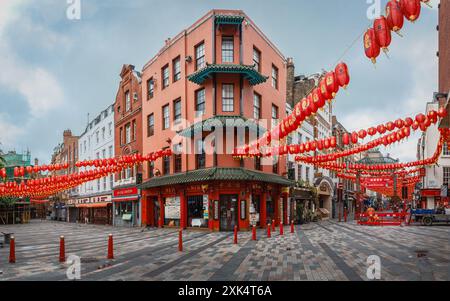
left=250, top=195, right=261, bottom=226
left=164, top=196, right=180, bottom=227
left=187, top=195, right=208, bottom=228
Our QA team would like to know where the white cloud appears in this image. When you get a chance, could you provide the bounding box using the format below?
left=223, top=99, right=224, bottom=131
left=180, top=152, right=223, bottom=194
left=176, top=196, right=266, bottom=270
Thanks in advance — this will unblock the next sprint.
left=0, top=114, right=25, bottom=149
left=0, top=0, right=65, bottom=118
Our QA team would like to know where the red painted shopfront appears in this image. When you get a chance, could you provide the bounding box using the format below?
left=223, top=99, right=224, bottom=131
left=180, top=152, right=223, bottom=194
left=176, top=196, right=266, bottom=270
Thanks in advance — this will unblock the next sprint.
left=141, top=176, right=290, bottom=231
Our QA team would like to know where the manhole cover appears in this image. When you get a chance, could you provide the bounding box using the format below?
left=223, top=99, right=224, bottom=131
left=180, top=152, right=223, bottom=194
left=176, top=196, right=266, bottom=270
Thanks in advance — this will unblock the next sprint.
left=81, top=257, right=100, bottom=263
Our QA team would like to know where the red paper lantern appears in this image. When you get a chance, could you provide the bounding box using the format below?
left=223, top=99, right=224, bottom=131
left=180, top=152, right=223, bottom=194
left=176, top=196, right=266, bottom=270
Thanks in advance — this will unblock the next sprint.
left=358, top=130, right=367, bottom=139
left=351, top=132, right=359, bottom=144
left=301, top=98, right=311, bottom=118
left=325, top=72, right=339, bottom=98
left=364, top=28, right=381, bottom=64
left=368, top=127, right=377, bottom=136
left=308, top=94, right=318, bottom=115
left=312, top=87, right=326, bottom=109
left=416, top=113, right=426, bottom=123
left=319, top=78, right=332, bottom=101
left=334, top=62, right=350, bottom=88
left=386, top=0, right=404, bottom=33
left=373, top=16, right=392, bottom=52
left=401, top=0, right=421, bottom=22
left=377, top=124, right=387, bottom=134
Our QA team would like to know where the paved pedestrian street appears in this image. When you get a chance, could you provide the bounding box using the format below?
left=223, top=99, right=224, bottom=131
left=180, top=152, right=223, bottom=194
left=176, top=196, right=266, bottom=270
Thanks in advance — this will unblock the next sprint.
left=0, top=220, right=449, bottom=281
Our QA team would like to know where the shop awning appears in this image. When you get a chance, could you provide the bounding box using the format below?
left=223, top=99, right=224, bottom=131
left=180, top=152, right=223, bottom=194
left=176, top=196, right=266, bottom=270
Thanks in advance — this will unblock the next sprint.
left=112, top=196, right=139, bottom=203
left=187, top=64, right=268, bottom=86
left=76, top=202, right=111, bottom=208
left=140, top=167, right=294, bottom=189
left=215, top=14, right=245, bottom=26
left=30, top=199, right=49, bottom=204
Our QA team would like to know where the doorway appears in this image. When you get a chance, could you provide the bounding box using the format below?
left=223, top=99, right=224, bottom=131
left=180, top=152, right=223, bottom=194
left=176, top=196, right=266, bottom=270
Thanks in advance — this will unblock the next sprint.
left=152, top=197, right=160, bottom=227
left=219, top=195, right=238, bottom=231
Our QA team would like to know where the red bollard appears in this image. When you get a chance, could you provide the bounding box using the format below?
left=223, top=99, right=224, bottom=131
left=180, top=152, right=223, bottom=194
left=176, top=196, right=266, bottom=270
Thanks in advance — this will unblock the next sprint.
left=291, top=221, right=294, bottom=233
left=178, top=229, right=183, bottom=252
left=59, top=235, right=66, bottom=263
left=279, top=222, right=284, bottom=236
left=252, top=225, right=256, bottom=241
left=344, top=210, right=348, bottom=223
left=233, top=225, right=238, bottom=244
left=9, top=236, right=15, bottom=264
left=107, top=234, right=114, bottom=259
left=267, top=224, right=271, bottom=238
left=272, top=220, right=275, bottom=232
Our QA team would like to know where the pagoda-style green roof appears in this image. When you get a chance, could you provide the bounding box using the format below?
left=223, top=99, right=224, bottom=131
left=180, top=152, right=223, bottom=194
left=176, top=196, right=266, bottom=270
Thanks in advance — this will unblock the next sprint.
left=177, top=115, right=266, bottom=138
left=356, top=156, right=399, bottom=165
left=187, top=64, right=268, bottom=86
left=214, top=14, right=245, bottom=25
left=139, top=167, right=294, bottom=189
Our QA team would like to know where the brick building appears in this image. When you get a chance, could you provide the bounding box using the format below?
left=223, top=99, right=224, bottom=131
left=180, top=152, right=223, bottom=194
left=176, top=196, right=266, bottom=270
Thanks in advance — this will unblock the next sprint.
left=438, top=0, right=449, bottom=94
left=50, top=129, right=79, bottom=221
left=285, top=57, right=335, bottom=218
left=112, top=64, right=143, bottom=227
left=139, top=9, right=292, bottom=231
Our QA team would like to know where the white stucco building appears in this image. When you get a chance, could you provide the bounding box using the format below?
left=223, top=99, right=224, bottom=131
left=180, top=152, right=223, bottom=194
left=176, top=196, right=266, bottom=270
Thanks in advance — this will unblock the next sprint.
left=417, top=94, right=450, bottom=209
left=68, top=104, right=115, bottom=224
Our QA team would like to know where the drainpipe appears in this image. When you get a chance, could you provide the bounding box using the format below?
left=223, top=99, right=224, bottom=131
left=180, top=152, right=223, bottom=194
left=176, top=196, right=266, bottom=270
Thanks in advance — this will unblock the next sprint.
left=184, top=30, right=189, bottom=172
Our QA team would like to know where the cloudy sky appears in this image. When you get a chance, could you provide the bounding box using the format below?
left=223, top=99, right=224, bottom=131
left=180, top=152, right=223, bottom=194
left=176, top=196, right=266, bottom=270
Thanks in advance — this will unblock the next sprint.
left=0, top=0, right=441, bottom=164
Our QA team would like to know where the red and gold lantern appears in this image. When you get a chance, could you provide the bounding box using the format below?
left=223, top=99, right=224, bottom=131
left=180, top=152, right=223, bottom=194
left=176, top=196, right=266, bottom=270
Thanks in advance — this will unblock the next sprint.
left=364, top=28, right=381, bottom=64
left=334, top=62, right=350, bottom=89
left=373, top=16, right=392, bottom=52
left=386, top=0, right=404, bottom=33
left=401, top=0, right=421, bottom=22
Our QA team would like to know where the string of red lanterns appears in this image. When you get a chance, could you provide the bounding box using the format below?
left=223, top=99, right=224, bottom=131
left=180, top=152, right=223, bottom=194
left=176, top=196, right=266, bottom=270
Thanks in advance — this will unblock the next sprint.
left=364, top=0, right=429, bottom=64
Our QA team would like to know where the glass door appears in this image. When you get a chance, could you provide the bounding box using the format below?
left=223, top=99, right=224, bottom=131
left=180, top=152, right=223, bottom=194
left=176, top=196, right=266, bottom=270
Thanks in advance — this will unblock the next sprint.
left=219, top=195, right=238, bottom=231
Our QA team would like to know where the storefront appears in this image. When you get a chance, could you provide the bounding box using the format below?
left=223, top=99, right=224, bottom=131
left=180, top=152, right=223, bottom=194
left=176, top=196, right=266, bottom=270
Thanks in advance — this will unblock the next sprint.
left=30, top=199, right=49, bottom=219
left=71, top=195, right=112, bottom=225
left=315, top=177, right=334, bottom=219
left=420, top=188, right=441, bottom=209
left=140, top=168, right=293, bottom=231
left=112, top=186, right=141, bottom=227
left=289, top=188, right=313, bottom=224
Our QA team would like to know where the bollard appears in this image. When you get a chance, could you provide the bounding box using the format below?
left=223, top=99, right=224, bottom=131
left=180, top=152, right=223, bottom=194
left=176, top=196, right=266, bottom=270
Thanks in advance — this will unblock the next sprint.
left=233, top=225, right=238, bottom=244
left=107, top=234, right=114, bottom=259
left=178, top=229, right=183, bottom=252
left=252, top=225, right=256, bottom=241
left=279, top=222, right=284, bottom=236
left=9, top=236, right=15, bottom=264
left=59, top=236, right=66, bottom=263
left=291, top=221, right=294, bottom=233
left=344, top=210, right=348, bottom=223
left=338, top=211, right=342, bottom=222
left=267, top=224, right=271, bottom=238
left=272, top=220, right=275, bottom=232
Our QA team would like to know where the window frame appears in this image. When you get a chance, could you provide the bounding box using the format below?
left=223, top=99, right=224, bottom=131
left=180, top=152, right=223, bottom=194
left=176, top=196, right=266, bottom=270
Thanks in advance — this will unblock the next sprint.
left=195, top=88, right=206, bottom=117
left=221, top=36, right=234, bottom=63
left=162, top=64, right=170, bottom=89
left=173, top=56, right=181, bottom=82
left=147, top=77, right=154, bottom=99
left=253, top=47, right=261, bottom=72
left=162, top=104, right=170, bottom=130
left=147, top=113, right=154, bottom=137
left=271, top=64, right=279, bottom=89
left=173, top=98, right=182, bottom=124
left=253, top=92, right=261, bottom=120
left=221, top=83, right=234, bottom=112
left=195, top=41, right=205, bottom=70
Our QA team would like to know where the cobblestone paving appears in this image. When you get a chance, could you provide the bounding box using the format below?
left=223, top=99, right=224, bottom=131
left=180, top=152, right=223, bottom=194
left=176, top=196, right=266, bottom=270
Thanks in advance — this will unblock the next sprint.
left=0, top=220, right=448, bottom=281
